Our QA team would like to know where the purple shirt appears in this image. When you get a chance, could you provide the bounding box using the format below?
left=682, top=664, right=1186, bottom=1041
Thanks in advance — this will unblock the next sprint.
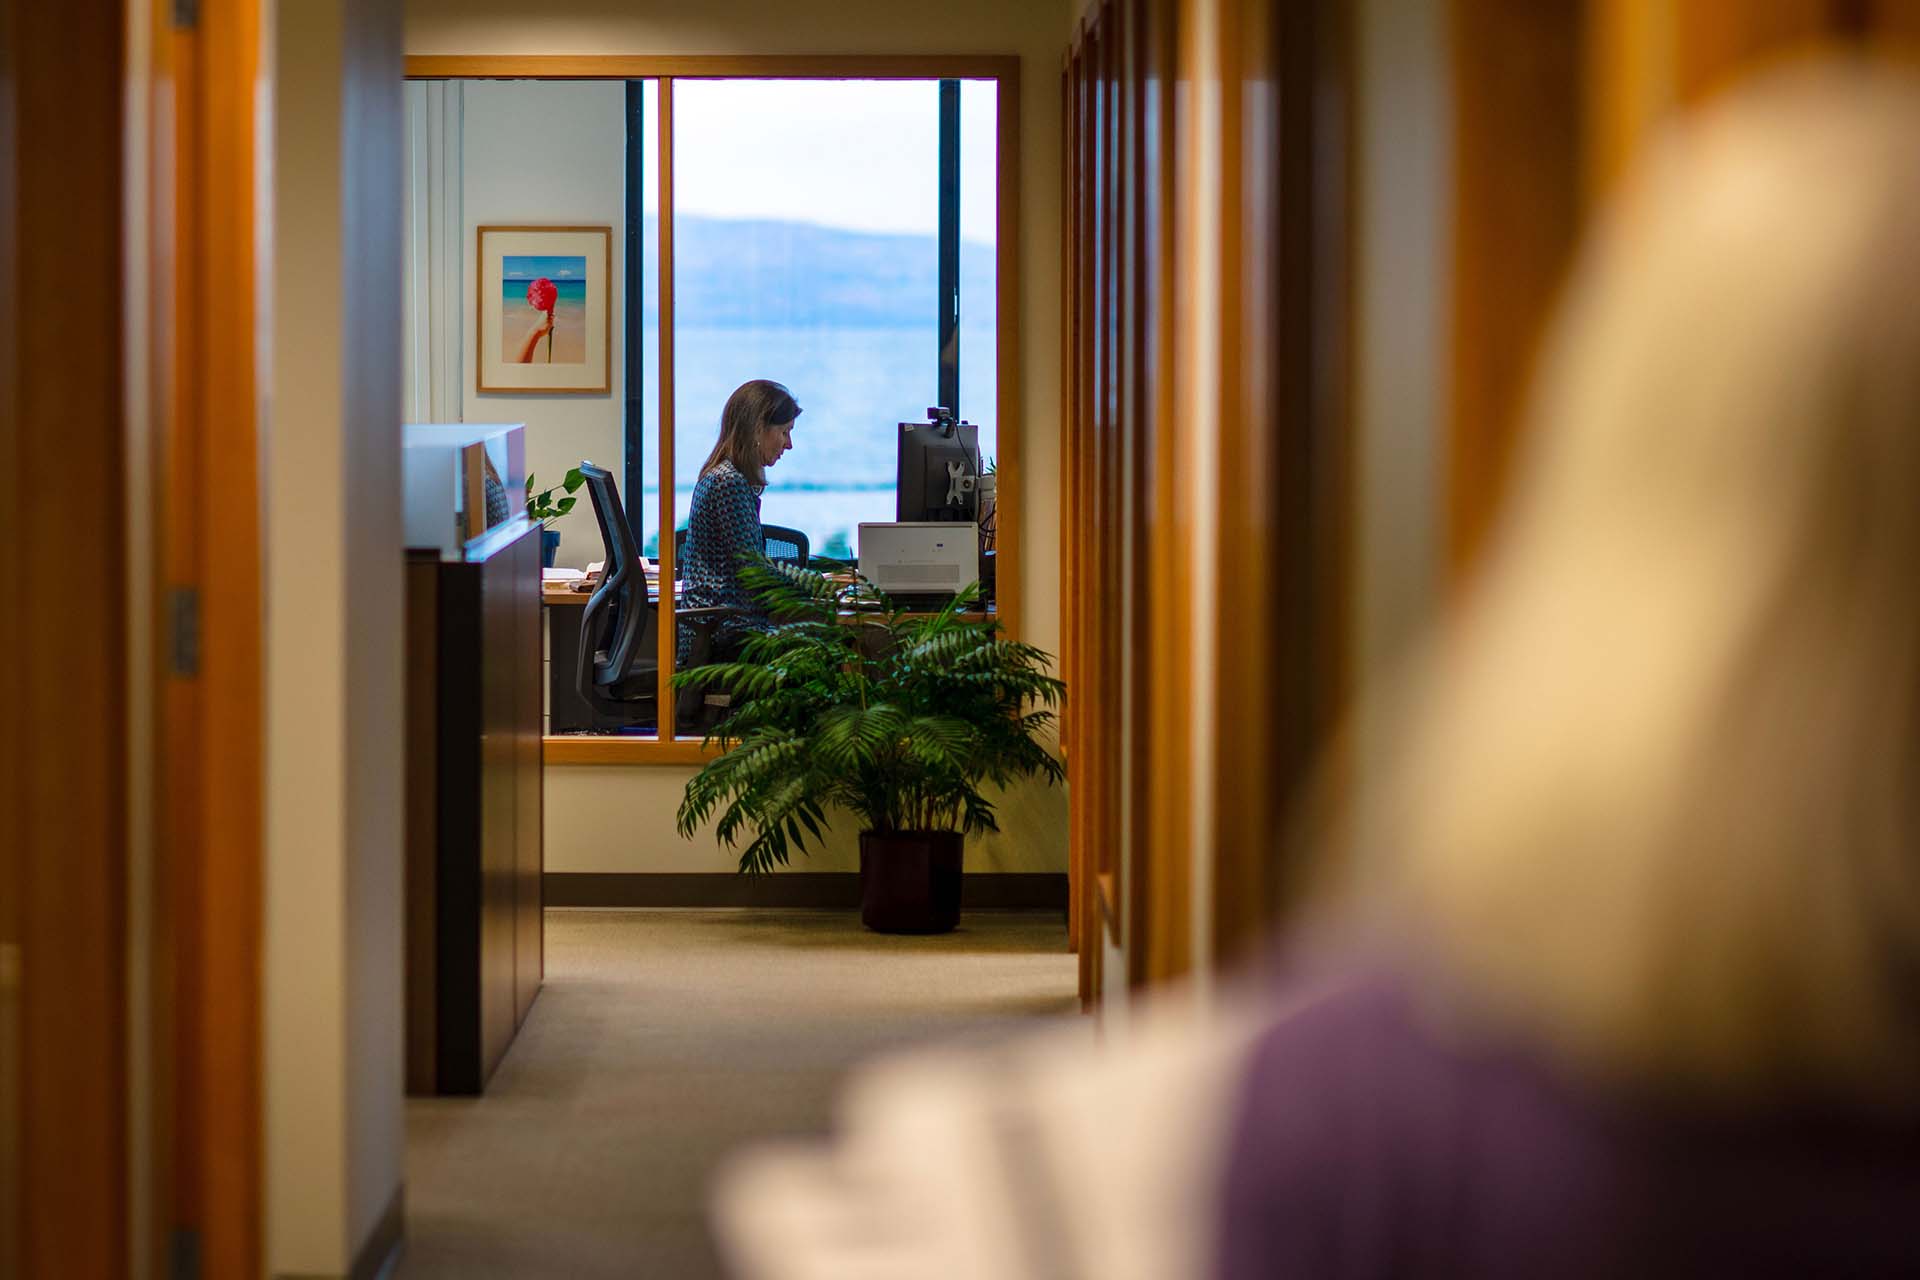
left=1218, top=975, right=1920, bottom=1278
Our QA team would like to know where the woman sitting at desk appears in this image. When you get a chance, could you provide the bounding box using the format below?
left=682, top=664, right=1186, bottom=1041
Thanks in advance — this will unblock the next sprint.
left=679, top=379, right=800, bottom=663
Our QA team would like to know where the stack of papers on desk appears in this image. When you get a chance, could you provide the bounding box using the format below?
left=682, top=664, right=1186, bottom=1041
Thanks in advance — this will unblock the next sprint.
left=543, top=560, right=666, bottom=594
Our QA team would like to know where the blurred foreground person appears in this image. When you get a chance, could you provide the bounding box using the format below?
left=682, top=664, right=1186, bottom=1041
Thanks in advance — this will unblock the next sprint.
left=1222, top=61, right=1920, bottom=1278
left=708, top=58, right=1920, bottom=1280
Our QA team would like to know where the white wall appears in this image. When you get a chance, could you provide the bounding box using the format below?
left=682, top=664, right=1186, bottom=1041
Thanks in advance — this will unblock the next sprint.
left=406, top=0, right=1076, bottom=877
left=403, top=79, right=624, bottom=571
left=266, top=0, right=405, bottom=1273
left=548, top=766, right=1065, bottom=873
left=461, top=81, right=627, bottom=570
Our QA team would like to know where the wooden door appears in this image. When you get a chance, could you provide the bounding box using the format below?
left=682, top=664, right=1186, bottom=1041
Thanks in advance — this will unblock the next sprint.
left=0, top=0, right=132, bottom=1273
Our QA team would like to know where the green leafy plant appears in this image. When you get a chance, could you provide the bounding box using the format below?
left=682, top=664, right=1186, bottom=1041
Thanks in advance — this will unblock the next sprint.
left=674, top=563, right=1065, bottom=874
left=525, top=467, right=585, bottom=528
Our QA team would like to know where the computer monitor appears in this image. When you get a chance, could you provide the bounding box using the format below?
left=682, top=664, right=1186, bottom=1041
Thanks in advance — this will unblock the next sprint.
left=896, top=407, right=981, bottom=523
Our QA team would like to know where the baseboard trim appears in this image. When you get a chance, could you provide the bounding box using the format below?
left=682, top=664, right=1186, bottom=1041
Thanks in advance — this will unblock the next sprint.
left=351, top=1183, right=405, bottom=1280
left=545, top=871, right=1068, bottom=910
left=274, top=1183, right=403, bottom=1280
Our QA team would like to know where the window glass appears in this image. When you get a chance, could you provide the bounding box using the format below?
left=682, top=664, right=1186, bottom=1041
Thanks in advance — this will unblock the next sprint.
left=671, top=79, right=941, bottom=565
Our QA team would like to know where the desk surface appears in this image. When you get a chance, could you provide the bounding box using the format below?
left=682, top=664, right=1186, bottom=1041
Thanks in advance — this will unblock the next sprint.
left=541, top=580, right=992, bottom=619
left=543, top=581, right=660, bottom=606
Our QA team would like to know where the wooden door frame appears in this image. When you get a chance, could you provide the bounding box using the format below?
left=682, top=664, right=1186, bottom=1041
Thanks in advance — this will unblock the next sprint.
left=150, top=0, right=266, bottom=1271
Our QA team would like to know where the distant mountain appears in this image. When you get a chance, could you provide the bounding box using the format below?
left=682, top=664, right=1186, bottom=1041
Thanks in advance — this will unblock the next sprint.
left=641, top=215, right=996, bottom=329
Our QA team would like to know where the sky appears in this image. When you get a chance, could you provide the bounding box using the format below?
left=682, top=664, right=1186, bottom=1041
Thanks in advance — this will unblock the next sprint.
left=641, top=78, right=998, bottom=243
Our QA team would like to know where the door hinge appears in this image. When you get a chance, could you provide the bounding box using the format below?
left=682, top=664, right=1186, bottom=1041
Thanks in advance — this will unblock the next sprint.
left=171, top=0, right=198, bottom=30
left=169, top=587, right=201, bottom=677
left=169, top=1228, right=201, bottom=1280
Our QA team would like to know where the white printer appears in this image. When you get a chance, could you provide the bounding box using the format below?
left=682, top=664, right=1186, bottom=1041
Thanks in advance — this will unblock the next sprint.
left=856, top=521, right=980, bottom=604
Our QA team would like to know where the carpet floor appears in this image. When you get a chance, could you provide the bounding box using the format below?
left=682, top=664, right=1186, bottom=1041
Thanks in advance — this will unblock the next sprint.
left=397, top=907, right=1078, bottom=1279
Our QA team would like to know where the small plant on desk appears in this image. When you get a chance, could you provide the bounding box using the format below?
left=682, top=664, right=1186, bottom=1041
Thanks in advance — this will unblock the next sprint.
left=674, top=563, right=1063, bottom=933
left=526, top=467, right=586, bottom=568
left=525, top=467, right=586, bottom=527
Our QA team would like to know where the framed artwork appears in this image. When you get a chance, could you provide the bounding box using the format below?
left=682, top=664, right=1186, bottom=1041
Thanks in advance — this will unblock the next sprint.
left=476, top=225, right=612, bottom=394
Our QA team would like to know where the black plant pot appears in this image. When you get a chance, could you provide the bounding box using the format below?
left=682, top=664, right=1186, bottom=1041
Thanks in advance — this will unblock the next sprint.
left=859, top=830, right=963, bottom=934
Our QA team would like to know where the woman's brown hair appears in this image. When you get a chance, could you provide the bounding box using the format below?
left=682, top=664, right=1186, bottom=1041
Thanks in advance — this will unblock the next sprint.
left=701, top=379, right=800, bottom=488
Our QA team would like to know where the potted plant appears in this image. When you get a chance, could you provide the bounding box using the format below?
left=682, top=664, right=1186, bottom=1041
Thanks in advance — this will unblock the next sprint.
left=674, top=564, right=1064, bottom=933
left=525, top=467, right=585, bottom=568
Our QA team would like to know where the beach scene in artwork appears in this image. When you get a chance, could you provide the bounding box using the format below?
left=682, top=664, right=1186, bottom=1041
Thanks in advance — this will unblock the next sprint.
left=502, top=254, right=589, bottom=364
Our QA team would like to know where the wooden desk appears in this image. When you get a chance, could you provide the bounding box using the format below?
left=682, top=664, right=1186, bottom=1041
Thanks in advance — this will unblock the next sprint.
left=542, top=580, right=667, bottom=734
left=542, top=582, right=994, bottom=736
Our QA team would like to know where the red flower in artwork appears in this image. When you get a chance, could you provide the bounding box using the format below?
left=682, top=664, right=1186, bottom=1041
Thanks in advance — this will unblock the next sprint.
left=527, top=277, right=558, bottom=313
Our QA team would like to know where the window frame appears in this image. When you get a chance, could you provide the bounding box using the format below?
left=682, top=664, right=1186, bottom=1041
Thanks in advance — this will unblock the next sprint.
left=404, top=55, right=1023, bottom=765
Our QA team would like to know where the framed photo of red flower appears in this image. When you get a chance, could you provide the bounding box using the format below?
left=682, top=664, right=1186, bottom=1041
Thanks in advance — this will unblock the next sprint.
left=476, top=225, right=612, bottom=394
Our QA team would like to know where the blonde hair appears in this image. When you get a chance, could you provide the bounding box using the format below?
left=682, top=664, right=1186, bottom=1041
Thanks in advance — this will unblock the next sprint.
left=1344, top=62, right=1920, bottom=1103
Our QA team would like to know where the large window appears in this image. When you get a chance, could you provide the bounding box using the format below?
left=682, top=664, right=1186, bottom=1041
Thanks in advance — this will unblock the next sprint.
left=655, top=78, right=997, bottom=562
left=657, top=77, right=999, bottom=737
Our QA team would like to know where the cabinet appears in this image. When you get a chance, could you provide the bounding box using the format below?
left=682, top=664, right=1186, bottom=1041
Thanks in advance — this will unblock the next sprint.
left=404, top=517, right=544, bottom=1094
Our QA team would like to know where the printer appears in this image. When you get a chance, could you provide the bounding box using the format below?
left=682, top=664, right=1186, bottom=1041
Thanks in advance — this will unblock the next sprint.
left=856, top=521, right=981, bottom=609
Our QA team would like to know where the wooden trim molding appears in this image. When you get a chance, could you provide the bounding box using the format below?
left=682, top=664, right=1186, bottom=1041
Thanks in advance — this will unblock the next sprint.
left=656, top=76, right=678, bottom=740
left=405, top=54, right=1023, bottom=81
left=544, top=736, right=721, bottom=766
left=994, top=68, right=1024, bottom=642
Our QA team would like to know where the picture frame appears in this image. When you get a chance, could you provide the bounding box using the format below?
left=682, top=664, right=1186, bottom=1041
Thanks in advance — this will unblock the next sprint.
left=475, top=224, right=612, bottom=394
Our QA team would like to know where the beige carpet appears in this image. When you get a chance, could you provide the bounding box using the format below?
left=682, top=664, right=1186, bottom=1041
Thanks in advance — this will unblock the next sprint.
left=398, top=908, right=1077, bottom=1279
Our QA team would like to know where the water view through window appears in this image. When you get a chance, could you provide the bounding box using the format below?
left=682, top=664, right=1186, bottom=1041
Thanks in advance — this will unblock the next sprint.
left=651, top=78, right=998, bottom=562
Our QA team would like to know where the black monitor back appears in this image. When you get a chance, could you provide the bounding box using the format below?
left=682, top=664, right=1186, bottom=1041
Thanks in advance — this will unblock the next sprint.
left=896, top=417, right=980, bottom=523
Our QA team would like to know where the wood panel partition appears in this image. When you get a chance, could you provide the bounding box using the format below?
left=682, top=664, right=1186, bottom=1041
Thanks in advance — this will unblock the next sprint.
left=1063, top=0, right=1190, bottom=999
left=1, top=0, right=131, bottom=1271
left=1064, top=0, right=1354, bottom=1001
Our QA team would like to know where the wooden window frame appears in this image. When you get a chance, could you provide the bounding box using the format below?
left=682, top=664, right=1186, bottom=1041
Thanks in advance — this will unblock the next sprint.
left=404, top=55, right=1025, bottom=766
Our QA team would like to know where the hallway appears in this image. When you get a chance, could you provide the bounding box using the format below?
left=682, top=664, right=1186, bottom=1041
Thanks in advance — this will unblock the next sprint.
left=398, top=908, right=1077, bottom=1278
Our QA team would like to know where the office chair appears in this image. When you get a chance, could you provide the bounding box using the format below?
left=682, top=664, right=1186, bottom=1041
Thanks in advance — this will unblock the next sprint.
left=671, top=523, right=811, bottom=571
left=577, top=463, right=659, bottom=731
left=666, top=519, right=808, bottom=736
left=760, top=524, right=809, bottom=568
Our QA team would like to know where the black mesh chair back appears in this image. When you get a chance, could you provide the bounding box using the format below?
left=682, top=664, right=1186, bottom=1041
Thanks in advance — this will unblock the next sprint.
left=578, top=463, right=655, bottom=716
left=761, top=524, right=809, bottom=568
left=676, top=523, right=808, bottom=570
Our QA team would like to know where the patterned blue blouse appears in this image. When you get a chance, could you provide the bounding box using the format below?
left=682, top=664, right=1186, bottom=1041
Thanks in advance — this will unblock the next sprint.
left=679, top=459, right=769, bottom=663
